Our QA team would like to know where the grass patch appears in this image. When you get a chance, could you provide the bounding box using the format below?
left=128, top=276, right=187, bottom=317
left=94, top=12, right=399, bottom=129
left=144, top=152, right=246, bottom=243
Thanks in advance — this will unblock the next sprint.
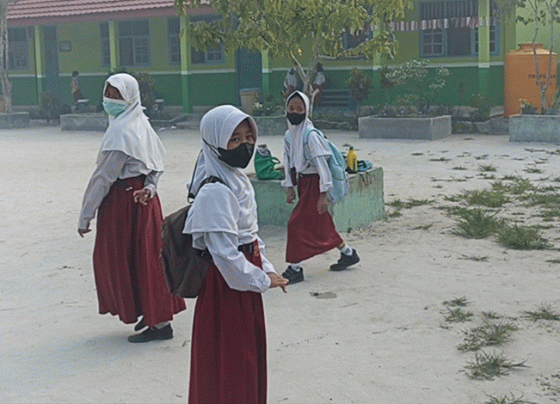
left=481, top=311, right=501, bottom=320
left=452, top=166, right=467, bottom=170
left=430, top=157, right=451, bottom=162
left=462, top=189, right=510, bottom=208
left=497, top=224, right=550, bottom=250
left=443, top=296, right=470, bottom=307
left=475, top=154, right=489, bottom=160
left=411, top=152, right=423, bottom=156
left=523, top=303, right=560, bottom=321
left=411, top=224, right=433, bottom=230
left=479, top=164, right=497, bottom=172
left=546, top=259, right=560, bottom=264
left=443, top=307, right=473, bottom=323
left=452, top=208, right=503, bottom=239
left=459, top=254, right=489, bottom=262
left=524, top=167, right=543, bottom=174
left=458, top=321, right=518, bottom=352
left=388, top=198, right=432, bottom=209
left=482, top=393, right=535, bottom=404
left=464, top=351, right=527, bottom=380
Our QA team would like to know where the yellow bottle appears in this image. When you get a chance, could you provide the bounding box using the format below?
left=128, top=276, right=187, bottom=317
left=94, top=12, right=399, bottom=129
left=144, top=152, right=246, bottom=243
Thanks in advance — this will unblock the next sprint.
left=346, top=146, right=358, bottom=173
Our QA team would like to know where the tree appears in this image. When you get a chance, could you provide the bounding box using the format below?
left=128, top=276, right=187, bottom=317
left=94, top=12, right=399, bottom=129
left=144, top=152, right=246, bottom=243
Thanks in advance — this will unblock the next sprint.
left=517, top=0, right=560, bottom=113
left=0, top=0, right=16, bottom=113
left=175, top=0, right=411, bottom=112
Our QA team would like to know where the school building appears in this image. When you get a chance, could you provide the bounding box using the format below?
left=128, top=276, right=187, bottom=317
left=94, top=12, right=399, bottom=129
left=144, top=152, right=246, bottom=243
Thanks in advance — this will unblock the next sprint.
left=5, top=0, right=557, bottom=112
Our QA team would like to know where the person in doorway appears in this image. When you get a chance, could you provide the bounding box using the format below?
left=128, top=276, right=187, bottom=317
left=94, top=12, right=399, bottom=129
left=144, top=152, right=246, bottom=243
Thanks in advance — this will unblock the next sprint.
left=184, top=105, right=288, bottom=404
left=78, top=73, right=186, bottom=343
left=283, top=67, right=298, bottom=98
left=312, top=63, right=326, bottom=104
left=71, top=70, right=85, bottom=103
left=281, top=91, right=360, bottom=284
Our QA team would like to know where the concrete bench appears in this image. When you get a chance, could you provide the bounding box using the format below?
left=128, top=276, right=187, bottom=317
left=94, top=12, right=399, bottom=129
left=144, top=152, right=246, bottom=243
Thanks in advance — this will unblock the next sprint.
left=250, top=167, right=385, bottom=232
left=60, top=113, right=108, bottom=131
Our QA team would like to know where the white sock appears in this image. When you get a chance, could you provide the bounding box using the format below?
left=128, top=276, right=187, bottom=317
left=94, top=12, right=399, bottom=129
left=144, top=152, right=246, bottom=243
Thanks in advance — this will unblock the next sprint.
left=340, top=245, right=353, bottom=255
left=154, top=321, right=170, bottom=329
left=289, top=263, right=302, bottom=271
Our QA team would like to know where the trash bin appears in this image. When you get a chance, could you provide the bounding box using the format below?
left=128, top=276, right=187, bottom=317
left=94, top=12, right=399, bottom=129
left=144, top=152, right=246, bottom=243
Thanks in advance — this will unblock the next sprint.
left=239, top=88, right=261, bottom=114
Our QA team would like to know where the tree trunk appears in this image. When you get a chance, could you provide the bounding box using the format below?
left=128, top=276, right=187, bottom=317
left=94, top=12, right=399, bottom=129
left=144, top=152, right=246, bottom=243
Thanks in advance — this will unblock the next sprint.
left=0, top=0, right=14, bottom=113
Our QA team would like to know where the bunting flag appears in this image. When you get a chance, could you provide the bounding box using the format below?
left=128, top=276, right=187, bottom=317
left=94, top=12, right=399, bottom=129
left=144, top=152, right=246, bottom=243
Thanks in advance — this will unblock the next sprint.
left=374, top=16, right=497, bottom=32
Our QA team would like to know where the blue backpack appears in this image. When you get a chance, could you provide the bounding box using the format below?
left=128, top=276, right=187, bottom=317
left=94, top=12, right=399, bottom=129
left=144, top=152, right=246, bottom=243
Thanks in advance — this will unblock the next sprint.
left=285, top=128, right=349, bottom=203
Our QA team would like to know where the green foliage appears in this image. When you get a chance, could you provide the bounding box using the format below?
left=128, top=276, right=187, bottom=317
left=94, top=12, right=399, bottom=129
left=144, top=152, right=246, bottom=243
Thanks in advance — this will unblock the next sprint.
left=107, top=69, right=160, bottom=117
left=177, top=0, right=411, bottom=99
left=40, top=91, right=61, bottom=122
left=382, top=59, right=449, bottom=115
left=464, top=351, right=527, bottom=380
left=458, top=321, right=518, bottom=352
left=482, top=393, right=535, bottom=404
left=469, top=94, right=493, bottom=122
left=497, top=224, right=550, bottom=250
left=452, top=208, right=503, bottom=239
left=462, top=189, right=510, bottom=208
left=523, top=303, right=560, bottom=320
left=346, top=68, right=372, bottom=106
left=252, top=95, right=282, bottom=116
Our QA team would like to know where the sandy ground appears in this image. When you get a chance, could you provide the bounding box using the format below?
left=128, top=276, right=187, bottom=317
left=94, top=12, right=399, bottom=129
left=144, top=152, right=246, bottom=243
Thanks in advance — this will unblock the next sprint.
left=2, top=125, right=560, bottom=404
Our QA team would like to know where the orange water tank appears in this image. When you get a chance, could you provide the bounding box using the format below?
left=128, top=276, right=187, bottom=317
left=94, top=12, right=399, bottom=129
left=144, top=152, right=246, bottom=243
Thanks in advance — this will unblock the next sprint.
left=504, top=43, right=557, bottom=117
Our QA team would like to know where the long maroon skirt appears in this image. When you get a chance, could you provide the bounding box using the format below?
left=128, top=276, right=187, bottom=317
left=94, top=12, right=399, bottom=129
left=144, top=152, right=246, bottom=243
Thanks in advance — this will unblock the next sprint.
left=93, top=176, right=186, bottom=328
left=189, top=240, right=267, bottom=404
left=286, top=174, right=343, bottom=263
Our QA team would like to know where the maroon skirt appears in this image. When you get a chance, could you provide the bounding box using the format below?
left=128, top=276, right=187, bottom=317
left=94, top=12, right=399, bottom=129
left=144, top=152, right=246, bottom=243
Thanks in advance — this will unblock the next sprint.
left=286, top=174, right=343, bottom=263
left=189, top=240, right=267, bottom=404
left=93, top=176, right=186, bottom=328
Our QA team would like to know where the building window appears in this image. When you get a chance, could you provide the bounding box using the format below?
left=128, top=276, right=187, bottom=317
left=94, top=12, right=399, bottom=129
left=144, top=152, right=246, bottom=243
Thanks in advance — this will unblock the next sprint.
left=419, top=0, right=499, bottom=58
left=100, top=22, right=110, bottom=67
left=189, top=15, right=225, bottom=65
left=342, top=26, right=372, bottom=50
left=118, top=20, right=150, bottom=66
left=8, top=28, right=28, bottom=70
left=168, top=18, right=181, bottom=65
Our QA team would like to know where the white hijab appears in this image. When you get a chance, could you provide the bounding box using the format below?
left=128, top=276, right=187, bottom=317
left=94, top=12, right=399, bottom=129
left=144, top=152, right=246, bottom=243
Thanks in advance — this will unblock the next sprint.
left=97, top=73, right=165, bottom=172
left=185, top=105, right=259, bottom=237
left=286, top=91, right=330, bottom=172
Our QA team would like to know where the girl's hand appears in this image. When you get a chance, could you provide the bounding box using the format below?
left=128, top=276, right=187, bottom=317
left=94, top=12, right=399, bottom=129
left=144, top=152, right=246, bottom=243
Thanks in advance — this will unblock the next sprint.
left=286, top=187, right=296, bottom=204
left=133, top=188, right=151, bottom=205
left=267, top=273, right=288, bottom=293
left=317, top=192, right=328, bottom=214
left=78, top=227, right=91, bottom=238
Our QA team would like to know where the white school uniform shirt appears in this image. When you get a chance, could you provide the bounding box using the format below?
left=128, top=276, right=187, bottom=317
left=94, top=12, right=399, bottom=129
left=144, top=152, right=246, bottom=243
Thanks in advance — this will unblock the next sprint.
left=78, top=73, right=165, bottom=230
left=183, top=105, right=276, bottom=293
left=281, top=91, right=333, bottom=192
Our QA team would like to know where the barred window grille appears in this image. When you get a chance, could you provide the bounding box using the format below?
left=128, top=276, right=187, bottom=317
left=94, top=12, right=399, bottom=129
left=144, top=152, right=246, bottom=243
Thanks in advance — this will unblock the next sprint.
left=420, top=0, right=499, bottom=57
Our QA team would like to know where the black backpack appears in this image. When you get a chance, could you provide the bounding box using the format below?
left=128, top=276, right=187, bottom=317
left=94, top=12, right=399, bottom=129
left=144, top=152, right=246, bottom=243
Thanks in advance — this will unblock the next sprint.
left=161, top=176, right=224, bottom=298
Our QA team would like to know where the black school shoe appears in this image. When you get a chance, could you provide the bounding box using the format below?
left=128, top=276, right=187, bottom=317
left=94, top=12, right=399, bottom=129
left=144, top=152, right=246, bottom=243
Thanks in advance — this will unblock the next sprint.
left=134, top=317, right=146, bottom=332
left=281, top=266, right=304, bottom=284
left=128, top=324, right=173, bottom=343
left=330, top=249, right=360, bottom=271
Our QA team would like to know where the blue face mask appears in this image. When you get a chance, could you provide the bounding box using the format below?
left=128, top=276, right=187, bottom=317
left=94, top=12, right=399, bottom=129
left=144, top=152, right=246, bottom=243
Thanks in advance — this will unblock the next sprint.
left=102, top=97, right=127, bottom=117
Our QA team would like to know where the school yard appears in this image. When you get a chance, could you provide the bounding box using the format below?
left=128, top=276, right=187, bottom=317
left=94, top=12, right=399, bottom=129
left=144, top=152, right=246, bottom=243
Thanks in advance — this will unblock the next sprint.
left=2, top=125, right=560, bottom=404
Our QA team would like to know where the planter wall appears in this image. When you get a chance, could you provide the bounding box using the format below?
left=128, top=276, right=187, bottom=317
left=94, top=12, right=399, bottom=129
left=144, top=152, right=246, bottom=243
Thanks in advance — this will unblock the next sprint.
left=0, top=112, right=30, bottom=129
left=60, top=113, right=108, bottom=131
left=252, top=115, right=287, bottom=137
left=358, top=115, right=451, bottom=140
left=509, top=114, right=560, bottom=143
left=251, top=167, right=385, bottom=232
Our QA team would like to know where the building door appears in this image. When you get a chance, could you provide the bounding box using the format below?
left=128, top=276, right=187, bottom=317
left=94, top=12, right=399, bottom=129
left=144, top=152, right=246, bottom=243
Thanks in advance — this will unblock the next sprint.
left=236, top=48, right=262, bottom=101
left=43, top=26, right=61, bottom=98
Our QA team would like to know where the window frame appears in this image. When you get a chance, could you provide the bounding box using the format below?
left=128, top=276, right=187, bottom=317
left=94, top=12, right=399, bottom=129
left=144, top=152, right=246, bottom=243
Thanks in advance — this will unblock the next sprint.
left=100, top=22, right=111, bottom=68
left=419, top=0, right=500, bottom=58
left=168, top=18, right=181, bottom=66
left=8, top=27, right=29, bottom=71
left=189, top=15, right=225, bottom=65
left=118, top=19, right=151, bottom=67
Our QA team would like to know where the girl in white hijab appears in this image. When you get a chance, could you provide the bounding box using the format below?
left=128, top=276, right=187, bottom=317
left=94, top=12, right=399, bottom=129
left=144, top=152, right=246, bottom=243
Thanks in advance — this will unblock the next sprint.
left=184, top=105, right=287, bottom=404
left=281, top=91, right=360, bottom=284
left=78, top=73, right=186, bottom=343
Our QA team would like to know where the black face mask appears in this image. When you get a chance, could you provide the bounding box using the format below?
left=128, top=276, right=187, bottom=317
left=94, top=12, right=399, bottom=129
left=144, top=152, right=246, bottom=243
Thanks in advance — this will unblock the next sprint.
left=286, top=112, right=306, bottom=125
left=217, top=143, right=255, bottom=168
